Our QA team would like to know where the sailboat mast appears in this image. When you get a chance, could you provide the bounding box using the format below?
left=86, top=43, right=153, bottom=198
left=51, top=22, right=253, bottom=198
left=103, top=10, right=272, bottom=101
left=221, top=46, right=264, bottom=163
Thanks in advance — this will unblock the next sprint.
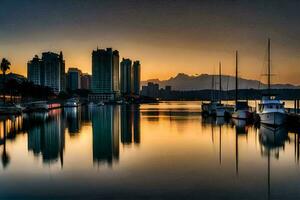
left=268, top=38, right=271, bottom=92
left=235, top=51, right=238, bottom=104
left=211, top=71, right=214, bottom=101
left=219, top=62, right=222, bottom=104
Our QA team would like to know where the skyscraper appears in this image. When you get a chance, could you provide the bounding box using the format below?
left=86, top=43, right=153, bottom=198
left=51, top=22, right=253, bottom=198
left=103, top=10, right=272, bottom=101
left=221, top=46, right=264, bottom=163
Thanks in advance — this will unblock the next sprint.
left=66, top=67, right=82, bottom=91
left=120, top=58, right=132, bottom=96
left=27, top=55, right=42, bottom=85
left=90, top=48, right=120, bottom=102
left=27, top=51, right=66, bottom=93
left=42, top=52, right=65, bottom=93
left=132, top=61, right=141, bottom=95
left=80, top=73, right=92, bottom=90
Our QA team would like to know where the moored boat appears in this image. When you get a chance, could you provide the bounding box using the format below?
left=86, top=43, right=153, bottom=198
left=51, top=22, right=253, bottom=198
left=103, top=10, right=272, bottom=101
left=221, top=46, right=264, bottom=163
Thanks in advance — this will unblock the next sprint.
left=232, top=101, right=251, bottom=119
left=232, top=51, right=251, bottom=120
left=258, top=96, right=286, bottom=126
left=257, top=39, right=286, bottom=126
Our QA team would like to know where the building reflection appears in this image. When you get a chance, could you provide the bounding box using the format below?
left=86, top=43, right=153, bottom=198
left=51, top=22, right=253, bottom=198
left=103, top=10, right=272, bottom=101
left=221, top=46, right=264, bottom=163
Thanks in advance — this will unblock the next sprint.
left=121, top=105, right=140, bottom=145
left=1, top=120, right=10, bottom=169
left=80, top=105, right=92, bottom=124
left=92, top=106, right=120, bottom=166
left=27, top=110, right=65, bottom=166
left=64, top=107, right=81, bottom=135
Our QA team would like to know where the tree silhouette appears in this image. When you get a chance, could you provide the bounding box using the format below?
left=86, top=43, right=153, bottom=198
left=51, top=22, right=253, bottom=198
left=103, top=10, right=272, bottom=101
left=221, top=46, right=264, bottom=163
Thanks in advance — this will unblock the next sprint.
left=5, top=79, right=18, bottom=103
left=0, top=58, right=11, bottom=104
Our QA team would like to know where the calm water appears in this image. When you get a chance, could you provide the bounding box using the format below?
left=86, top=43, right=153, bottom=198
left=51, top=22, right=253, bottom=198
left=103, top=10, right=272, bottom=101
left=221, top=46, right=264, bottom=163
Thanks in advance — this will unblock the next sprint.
left=0, top=101, right=299, bottom=199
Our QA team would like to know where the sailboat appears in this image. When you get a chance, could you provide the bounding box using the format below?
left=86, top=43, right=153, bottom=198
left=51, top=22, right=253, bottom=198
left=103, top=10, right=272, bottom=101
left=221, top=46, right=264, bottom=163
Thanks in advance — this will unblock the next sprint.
left=201, top=69, right=218, bottom=116
left=232, top=51, right=252, bottom=120
left=215, top=62, right=226, bottom=117
left=258, top=39, right=286, bottom=126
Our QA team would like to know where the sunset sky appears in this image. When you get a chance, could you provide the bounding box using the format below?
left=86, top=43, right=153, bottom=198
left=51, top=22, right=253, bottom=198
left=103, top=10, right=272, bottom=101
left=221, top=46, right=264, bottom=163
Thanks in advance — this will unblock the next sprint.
left=1, top=0, right=300, bottom=84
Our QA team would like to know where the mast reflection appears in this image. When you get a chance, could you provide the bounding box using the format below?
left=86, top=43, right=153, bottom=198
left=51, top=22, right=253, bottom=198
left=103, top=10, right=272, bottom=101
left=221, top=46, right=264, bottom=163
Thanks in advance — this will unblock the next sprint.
left=259, top=125, right=288, bottom=200
left=232, top=119, right=249, bottom=176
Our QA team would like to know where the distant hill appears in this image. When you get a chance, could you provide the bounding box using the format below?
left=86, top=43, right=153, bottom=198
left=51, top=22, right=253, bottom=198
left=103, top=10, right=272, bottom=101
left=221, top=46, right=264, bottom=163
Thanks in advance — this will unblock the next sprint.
left=141, top=73, right=300, bottom=91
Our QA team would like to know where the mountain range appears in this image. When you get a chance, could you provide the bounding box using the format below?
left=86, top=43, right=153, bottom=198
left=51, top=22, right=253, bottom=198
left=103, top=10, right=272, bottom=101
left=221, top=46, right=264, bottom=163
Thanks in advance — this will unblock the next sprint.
left=141, top=73, right=300, bottom=91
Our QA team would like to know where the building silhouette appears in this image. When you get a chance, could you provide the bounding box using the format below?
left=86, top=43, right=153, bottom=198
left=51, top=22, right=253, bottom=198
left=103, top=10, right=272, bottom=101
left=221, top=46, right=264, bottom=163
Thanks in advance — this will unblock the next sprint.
left=92, top=106, right=120, bottom=165
left=90, top=48, right=120, bottom=102
left=120, top=59, right=141, bottom=97
left=27, top=55, right=42, bottom=85
left=27, top=51, right=66, bottom=93
left=120, top=58, right=132, bottom=96
left=66, top=67, right=82, bottom=91
left=132, top=61, right=141, bottom=96
left=81, top=73, right=92, bottom=90
left=141, top=82, right=159, bottom=98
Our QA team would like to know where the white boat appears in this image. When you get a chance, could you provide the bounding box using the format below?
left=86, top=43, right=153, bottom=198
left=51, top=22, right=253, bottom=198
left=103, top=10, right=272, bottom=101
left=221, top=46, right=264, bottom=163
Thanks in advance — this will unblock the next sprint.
left=232, top=51, right=252, bottom=120
left=202, top=62, right=226, bottom=117
left=216, top=62, right=226, bottom=117
left=216, top=103, right=225, bottom=117
left=232, top=101, right=251, bottom=119
left=202, top=101, right=217, bottom=116
left=64, top=98, right=80, bottom=107
left=258, top=39, right=286, bottom=127
left=258, top=96, right=286, bottom=126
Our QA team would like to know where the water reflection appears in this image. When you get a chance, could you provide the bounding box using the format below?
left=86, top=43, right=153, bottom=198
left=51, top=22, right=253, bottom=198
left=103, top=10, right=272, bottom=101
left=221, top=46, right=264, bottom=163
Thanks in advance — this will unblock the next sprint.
left=0, top=102, right=300, bottom=199
left=1, top=120, right=10, bottom=168
left=258, top=125, right=289, bottom=200
left=92, top=106, right=120, bottom=166
left=27, top=110, right=65, bottom=165
left=121, top=105, right=140, bottom=145
left=64, top=107, right=81, bottom=134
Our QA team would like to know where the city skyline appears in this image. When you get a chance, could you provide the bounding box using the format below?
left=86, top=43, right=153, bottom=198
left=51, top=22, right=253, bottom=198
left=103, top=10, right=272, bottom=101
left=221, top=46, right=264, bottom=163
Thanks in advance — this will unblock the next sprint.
left=2, top=0, right=300, bottom=84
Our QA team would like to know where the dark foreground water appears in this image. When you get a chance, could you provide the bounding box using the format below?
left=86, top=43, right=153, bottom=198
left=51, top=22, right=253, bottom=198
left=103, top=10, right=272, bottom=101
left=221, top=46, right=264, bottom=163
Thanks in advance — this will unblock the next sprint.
left=0, top=101, right=299, bottom=199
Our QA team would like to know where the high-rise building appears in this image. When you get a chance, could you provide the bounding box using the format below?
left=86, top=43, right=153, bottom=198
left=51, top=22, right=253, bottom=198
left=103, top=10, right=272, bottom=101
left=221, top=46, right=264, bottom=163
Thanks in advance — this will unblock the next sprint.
left=27, top=55, right=42, bottom=85
left=66, top=67, right=82, bottom=91
left=27, top=51, right=65, bottom=93
left=81, top=73, right=92, bottom=90
left=90, top=48, right=120, bottom=102
left=42, top=52, right=65, bottom=93
left=132, top=61, right=141, bottom=95
left=120, top=58, right=132, bottom=96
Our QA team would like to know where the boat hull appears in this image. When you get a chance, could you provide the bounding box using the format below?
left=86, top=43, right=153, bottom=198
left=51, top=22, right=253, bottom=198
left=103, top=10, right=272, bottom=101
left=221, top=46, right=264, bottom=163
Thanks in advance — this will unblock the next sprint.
left=216, top=108, right=225, bottom=117
left=232, top=110, right=251, bottom=120
left=259, top=112, right=286, bottom=126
